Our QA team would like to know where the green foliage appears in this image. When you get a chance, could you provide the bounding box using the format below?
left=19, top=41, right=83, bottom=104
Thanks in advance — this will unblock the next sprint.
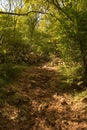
left=59, top=62, right=84, bottom=90
left=74, top=89, right=87, bottom=103
left=0, top=0, right=87, bottom=88
left=0, top=64, right=25, bottom=86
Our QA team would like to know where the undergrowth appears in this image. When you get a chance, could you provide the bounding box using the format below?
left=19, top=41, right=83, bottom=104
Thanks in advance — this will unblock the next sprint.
left=0, top=63, right=26, bottom=86
left=58, top=61, right=84, bottom=92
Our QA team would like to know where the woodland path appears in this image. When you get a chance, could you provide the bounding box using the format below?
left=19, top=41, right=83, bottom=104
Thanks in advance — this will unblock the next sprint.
left=0, top=64, right=87, bottom=130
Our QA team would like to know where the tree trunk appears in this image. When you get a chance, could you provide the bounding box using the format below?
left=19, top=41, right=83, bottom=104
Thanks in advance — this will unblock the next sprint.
left=79, top=41, right=87, bottom=86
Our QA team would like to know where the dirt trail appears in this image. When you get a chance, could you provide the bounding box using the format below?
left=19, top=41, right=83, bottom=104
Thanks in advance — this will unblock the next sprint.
left=0, top=65, right=87, bottom=130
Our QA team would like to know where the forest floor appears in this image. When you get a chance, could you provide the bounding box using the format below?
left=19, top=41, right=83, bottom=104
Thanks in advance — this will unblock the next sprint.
left=0, top=62, right=87, bottom=130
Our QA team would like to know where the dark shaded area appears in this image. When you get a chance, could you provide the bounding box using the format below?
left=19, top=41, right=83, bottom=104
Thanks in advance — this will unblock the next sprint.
left=0, top=63, right=26, bottom=86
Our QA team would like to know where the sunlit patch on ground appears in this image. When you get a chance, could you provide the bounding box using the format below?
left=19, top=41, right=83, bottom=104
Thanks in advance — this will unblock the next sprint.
left=1, top=104, right=19, bottom=120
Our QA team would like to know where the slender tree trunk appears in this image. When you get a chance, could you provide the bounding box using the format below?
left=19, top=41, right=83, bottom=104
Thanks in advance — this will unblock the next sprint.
left=79, top=41, right=87, bottom=86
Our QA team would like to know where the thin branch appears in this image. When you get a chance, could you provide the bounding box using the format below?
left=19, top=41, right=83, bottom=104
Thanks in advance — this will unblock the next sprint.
left=46, top=0, right=74, bottom=22
left=0, top=10, right=62, bottom=22
left=0, top=11, right=27, bottom=15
